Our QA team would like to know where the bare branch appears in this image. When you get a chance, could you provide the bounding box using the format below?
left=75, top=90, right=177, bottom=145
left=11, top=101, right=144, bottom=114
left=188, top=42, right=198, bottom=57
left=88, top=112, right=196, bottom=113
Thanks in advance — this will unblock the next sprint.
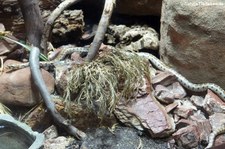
left=29, top=46, right=86, bottom=140
left=41, top=0, right=82, bottom=54
left=85, top=0, right=116, bottom=62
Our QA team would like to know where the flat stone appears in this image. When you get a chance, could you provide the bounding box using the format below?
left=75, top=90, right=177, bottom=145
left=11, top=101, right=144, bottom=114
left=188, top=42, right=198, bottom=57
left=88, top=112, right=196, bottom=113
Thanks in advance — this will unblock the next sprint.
left=203, top=90, right=225, bottom=115
left=152, top=71, right=177, bottom=87
left=115, top=94, right=175, bottom=138
left=174, top=105, right=195, bottom=119
left=154, top=82, right=186, bottom=104
left=165, top=102, right=178, bottom=113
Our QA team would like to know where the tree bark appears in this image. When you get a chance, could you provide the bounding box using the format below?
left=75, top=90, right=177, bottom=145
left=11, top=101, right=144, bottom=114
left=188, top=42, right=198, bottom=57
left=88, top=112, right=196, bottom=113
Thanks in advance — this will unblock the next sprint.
left=18, top=0, right=44, bottom=47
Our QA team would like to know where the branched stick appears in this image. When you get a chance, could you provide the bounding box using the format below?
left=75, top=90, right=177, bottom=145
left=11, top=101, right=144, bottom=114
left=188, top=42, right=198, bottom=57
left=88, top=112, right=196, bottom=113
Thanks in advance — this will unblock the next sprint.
left=85, top=0, right=116, bottom=62
left=41, top=0, right=82, bottom=54
left=29, top=46, right=86, bottom=140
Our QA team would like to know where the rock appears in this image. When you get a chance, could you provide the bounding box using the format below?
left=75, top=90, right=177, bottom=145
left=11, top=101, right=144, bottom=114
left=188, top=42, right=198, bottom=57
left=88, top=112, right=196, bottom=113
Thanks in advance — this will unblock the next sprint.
left=43, top=125, right=58, bottom=140
left=174, top=118, right=211, bottom=148
left=190, top=115, right=211, bottom=143
left=209, top=113, right=225, bottom=147
left=0, top=60, right=54, bottom=106
left=69, top=126, right=168, bottom=149
left=154, top=82, right=186, bottom=104
left=44, top=136, right=74, bottom=149
left=154, top=85, right=175, bottom=104
left=203, top=90, right=225, bottom=115
left=105, top=25, right=159, bottom=52
left=51, top=10, right=84, bottom=45
left=165, top=102, right=178, bottom=113
left=190, top=95, right=205, bottom=107
left=0, top=23, right=19, bottom=56
left=173, top=124, right=199, bottom=148
left=160, top=0, right=225, bottom=89
left=174, top=105, right=195, bottom=119
left=114, top=94, right=175, bottom=138
left=151, top=71, right=177, bottom=87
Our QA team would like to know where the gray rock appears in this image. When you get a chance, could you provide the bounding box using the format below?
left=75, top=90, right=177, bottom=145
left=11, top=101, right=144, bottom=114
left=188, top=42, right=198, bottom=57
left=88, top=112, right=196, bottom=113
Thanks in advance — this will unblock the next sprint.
left=68, top=126, right=168, bottom=149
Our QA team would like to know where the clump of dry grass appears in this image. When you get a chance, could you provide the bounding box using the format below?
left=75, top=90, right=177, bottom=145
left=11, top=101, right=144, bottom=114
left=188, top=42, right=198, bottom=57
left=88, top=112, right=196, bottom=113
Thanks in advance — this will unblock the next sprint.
left=64, top=48, right=151, bottom=116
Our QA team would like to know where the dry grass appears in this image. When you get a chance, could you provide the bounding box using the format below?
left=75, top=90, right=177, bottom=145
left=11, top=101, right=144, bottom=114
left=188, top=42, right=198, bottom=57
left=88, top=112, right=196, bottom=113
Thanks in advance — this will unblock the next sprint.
left=64, top=48, right=151, bottom=116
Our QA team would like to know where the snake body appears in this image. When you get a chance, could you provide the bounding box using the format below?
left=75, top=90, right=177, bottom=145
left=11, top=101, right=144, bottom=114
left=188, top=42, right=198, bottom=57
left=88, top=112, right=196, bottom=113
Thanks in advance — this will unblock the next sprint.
left=5, top=47, right=88, bottom=71
left=205, top=124, right=225, bottom=149
left=137, top=52, right=225, bottom=149
left=48, top=47, right=89, bottom=61
left=137, top=52, right=225, bottom=100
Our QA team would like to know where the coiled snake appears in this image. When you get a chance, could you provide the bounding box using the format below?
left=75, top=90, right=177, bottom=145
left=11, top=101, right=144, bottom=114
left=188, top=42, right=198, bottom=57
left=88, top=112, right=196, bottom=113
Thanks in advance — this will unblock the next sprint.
left=137, top=52, right=225, bottom=149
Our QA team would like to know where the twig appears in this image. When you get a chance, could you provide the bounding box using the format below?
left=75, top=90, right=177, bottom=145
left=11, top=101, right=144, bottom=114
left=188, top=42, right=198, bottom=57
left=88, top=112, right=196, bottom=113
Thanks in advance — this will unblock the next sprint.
left=29, top=46, right=86, bottom=140
left=41, top=0, right=82, bottom=54
left=85, top=0, right=116, bottom=62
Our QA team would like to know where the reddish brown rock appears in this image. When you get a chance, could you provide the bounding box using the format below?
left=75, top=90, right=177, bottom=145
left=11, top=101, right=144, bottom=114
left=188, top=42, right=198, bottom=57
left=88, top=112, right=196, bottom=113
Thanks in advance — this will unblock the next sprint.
left=154, top=85, right=175, bottom=104
left=160, top=0, right=225, bottom=89
left=203, top=90, right=225, bottom=115
left=0, top=60, right=55, bottom=106
left=152, top=71, right=176, bottom=87
left=154, top=82, right=186, bottom=104
left=176, top=119, right=193, bottom=129
left=208, top=113, right=225, bottom=147
left=174, top=105, right=195, bottom=119
left=115, top=94, right=175, bottom=138
left=174, top=118, right=211, bottom=148
left=190, top=115, right=211, bottom=143
left=173, top=125, right=199, bottom=148
left=165, top=102, right=178, bottom=113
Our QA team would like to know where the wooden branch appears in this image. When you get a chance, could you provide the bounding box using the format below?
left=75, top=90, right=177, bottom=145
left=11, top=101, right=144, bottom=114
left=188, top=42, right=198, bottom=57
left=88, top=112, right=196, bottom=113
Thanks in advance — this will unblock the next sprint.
left=17, top=0, right=44, bottom=47
left=85, top=0, right=116, bottom=62
left=41, top=0, right=82, bottom=55
left=29, top=46, right=86, bottom=140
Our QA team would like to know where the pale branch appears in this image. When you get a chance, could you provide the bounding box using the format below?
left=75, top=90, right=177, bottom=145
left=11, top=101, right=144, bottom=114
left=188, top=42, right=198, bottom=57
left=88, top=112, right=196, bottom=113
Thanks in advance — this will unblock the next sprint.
left=29, top=46, right=86, bottom=140
left=41, top=0, right=82, bottom=54
left=85, top=0, right=116, bottom=62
